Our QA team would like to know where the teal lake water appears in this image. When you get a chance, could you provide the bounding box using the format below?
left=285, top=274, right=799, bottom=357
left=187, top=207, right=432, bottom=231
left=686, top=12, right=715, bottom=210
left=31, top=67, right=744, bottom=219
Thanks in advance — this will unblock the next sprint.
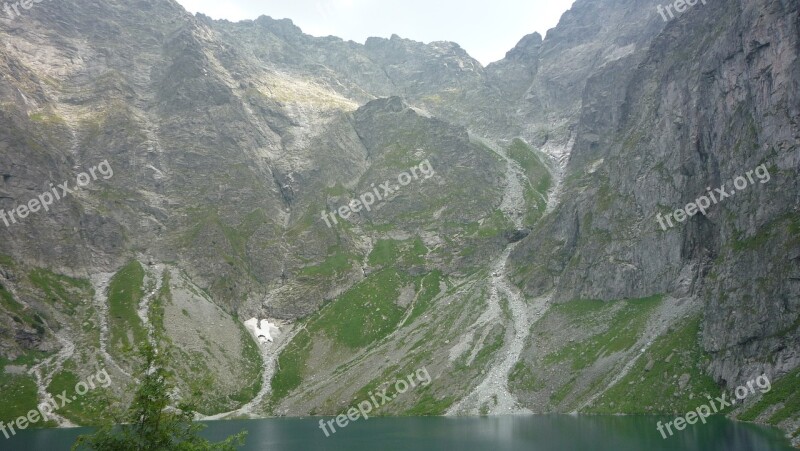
left=0, top=415, right=793, bottom=450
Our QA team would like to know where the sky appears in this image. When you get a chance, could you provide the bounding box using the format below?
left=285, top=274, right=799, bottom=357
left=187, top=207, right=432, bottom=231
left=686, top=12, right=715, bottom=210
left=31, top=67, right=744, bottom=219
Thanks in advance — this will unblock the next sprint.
left=174, top=0, right=575, bottom=66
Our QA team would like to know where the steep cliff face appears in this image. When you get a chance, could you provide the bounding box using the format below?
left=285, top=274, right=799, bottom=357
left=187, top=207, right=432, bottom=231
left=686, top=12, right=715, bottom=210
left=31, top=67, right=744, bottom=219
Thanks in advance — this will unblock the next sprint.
left=510, top=0, right=799, bottom=416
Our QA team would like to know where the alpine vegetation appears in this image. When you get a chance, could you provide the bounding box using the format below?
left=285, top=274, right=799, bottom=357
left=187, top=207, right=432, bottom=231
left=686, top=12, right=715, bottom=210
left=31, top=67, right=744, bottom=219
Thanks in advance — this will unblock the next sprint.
left=0, top=368, right=111, bottom=439
left=656, top=375, right=771, bottom=439
left=318, top=367, right=432, bottom=437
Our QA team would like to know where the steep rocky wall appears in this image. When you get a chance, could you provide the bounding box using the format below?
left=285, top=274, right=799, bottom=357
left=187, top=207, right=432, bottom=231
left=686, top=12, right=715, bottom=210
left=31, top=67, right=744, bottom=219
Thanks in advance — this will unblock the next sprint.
left=510, top=0, right=800, bottom=387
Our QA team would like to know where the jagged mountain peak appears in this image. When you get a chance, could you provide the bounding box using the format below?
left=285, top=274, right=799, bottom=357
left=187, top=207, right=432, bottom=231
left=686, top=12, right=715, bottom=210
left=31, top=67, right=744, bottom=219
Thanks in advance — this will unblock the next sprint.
left=252, top=15, right=303, bottom=36
left=502, top=32, right=543, bottom=62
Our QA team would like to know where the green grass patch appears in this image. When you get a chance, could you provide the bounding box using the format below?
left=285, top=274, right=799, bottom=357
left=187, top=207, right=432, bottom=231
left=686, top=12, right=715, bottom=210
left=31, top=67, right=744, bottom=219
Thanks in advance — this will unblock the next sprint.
left=472, top=328, right=505, bottom=368
left=220, top=209, right=268, bottom=257
left=0, top=373, right=39, bottom=422
left=365, top=222, right=396, bottom=233
left=231, top=323, right=264, bottom=404
left=731, top=227, right=774, bottom=252
left=0, top=351, right=49, bottom=369
left=323, top=183, right=348, bottom=196
left=544, top=295, right=663, bottom=371
left=509, top=361, right=540, bottom=392
left=107, top=261, right=146, bottom=353
left=477, top=210, right=514, bottom=238
left=149, top=270, right=171, bottom=344
left=45, top=369, right=110, bottom=425
left=28, top=269, right=89, bottom=315
left=551, top=377, right=577, bottom=404
left=507, top=138, right=552, bottom=195
left=174, top=348, right=235, bottom=414
left=379, top=144, right=429, bottom=170
left=299, top=246, right=355, bottom=278
left=368, top=238, right=428, bottom=268
left=270, top=269, right=435, bottom=403
left=270, top=328, right=312, bottom=403
left=596, top=180, right=614, bottom=211
left=342, top=365, right=401, bottom=414
left=507, top=139, right=551, bottom=226
left=740, top=367, right=800, bottom=424
left=28, top=112, right=64, bottom=124
left=459, top=246, right=476, bottom=258
left=408, top=238, right=428, bottom=264
left=313, top=269, right=408, bottom=348
left=521, top=183, right=546, bottom=227
left=551, top=298, right=607, bottom=318
left=0, top=254, right=15, bottom=268
left=587, top=315, right=720, bottom=414
left=404, top=392, right=454, bottom=416
left=406, top=271, right=443, bottom=324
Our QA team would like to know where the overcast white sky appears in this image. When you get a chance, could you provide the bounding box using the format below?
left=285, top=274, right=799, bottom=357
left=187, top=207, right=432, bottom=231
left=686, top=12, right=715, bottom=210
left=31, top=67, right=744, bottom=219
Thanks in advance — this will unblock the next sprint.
left=175, top=0, right=575, bottom=65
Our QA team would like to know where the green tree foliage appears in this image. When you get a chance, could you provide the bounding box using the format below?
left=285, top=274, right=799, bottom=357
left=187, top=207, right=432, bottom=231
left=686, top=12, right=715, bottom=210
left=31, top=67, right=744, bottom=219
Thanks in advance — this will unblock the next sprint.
left=73, top=345, right=246, bottom=451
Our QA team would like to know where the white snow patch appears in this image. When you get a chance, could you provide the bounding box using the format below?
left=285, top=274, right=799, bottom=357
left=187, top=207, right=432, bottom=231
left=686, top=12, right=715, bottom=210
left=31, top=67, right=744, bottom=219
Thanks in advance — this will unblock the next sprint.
left=245, top=318, right=279, bottom=344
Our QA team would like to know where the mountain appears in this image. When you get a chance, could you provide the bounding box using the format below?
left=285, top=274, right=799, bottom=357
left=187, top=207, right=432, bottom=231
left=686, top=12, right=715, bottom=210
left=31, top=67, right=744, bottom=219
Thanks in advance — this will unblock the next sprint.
left=0, top=0, right=797, bottom=444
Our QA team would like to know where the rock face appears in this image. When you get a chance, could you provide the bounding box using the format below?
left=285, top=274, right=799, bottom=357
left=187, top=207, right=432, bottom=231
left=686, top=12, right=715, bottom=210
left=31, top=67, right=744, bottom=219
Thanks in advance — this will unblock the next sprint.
left=0, top=0, right=797, bottom=441
left=510, top=0, right=800, bottom=389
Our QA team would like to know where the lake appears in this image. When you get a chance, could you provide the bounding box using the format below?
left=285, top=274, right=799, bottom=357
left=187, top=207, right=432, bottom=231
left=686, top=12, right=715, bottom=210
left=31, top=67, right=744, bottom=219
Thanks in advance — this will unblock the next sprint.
left=0, top=415, right=793, bottom=450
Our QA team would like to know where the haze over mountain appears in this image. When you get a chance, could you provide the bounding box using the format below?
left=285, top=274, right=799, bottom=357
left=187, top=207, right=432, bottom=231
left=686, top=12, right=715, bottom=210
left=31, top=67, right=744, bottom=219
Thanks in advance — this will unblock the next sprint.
left=0, top=0, right=797, bottom=446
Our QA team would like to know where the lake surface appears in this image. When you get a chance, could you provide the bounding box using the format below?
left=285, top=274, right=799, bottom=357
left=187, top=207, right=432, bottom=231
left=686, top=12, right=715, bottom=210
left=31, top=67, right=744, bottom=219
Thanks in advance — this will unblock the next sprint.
left=0, top=415, right=793, bottom=450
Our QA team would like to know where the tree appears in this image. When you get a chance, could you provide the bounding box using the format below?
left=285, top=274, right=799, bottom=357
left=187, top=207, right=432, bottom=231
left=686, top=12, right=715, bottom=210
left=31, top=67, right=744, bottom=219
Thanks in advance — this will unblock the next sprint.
left=73, top=345, right=246, bottom=451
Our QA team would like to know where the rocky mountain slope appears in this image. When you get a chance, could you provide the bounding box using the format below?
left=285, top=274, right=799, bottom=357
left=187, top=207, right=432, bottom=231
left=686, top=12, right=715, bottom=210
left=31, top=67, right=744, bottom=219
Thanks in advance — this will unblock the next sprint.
left=0, top=0, right=797, bottom=445
left=510, top=0, right=800, bottom=439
